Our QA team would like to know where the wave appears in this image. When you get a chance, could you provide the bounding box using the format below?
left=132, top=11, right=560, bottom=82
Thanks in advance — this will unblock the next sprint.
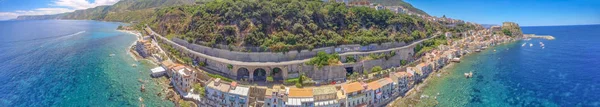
left=1, top=31, right=86, bottom=44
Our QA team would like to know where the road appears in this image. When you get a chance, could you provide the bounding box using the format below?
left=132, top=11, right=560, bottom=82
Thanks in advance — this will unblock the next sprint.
left=147, top=26, right=439, bottom=67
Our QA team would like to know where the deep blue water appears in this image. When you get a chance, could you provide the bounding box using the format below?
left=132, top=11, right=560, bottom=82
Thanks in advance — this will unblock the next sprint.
left=0, top=20, right=173, bottom=106
left=422, top=25, right=600, bottom=107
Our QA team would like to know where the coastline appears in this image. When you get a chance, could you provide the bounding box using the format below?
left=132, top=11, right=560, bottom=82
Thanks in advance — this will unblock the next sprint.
left=389, top=40, right=520, bottom=107
left=119, top=29, right=197, bottom=107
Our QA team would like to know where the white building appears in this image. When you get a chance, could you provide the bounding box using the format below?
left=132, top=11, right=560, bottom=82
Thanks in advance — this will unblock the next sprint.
left=227, top=82, right=249, bottom=107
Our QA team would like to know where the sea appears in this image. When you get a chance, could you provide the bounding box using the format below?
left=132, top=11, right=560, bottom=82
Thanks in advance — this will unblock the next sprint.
left=412, top=25, right=600, bottom=107
left=0, top=20, right=173, bottom=106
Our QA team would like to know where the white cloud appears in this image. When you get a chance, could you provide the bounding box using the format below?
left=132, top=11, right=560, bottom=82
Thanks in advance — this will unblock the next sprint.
left=54, top=0, right=120, bottom=10
left=0, top=0, right=120, bottom=20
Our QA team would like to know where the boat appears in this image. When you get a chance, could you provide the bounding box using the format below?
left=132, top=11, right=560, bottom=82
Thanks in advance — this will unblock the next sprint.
left=141, top=84, right=145, bottom=92
left=475, top=49, right=481, bottom=52
left=522, top=43, right=526, bottom=47
left=132, top=64, right=137, bottom=67
left=464, top=71, right=473, bottom=78
left=530, top=43, right=533, bottom=47
left=494, top=49, right=496, bottom=52
left=109, top=54, right=115, bottom=57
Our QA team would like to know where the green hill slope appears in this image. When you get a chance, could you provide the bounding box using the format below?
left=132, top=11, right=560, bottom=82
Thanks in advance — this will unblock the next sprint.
left=149, top=0, right=443, bottom=52
left=16, top=0, right=196, bottom=22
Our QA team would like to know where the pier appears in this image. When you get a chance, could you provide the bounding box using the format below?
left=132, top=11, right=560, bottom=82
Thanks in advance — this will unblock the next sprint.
left=524, top=34, right=555, bottom=40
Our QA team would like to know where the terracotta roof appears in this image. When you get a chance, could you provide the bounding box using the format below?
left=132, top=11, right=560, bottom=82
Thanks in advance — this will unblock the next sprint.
left=313, top=86, right=337, bottom=95
left=342, top=82, right=364, bottom=94
left=367, top=81, right=382, bottom=90
left=288, top=88, right=313, bottom=98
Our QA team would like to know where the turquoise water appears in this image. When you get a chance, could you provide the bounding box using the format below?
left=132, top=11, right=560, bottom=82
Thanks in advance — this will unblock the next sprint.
left=418, top=25, right=600, bottom=107
left=0, top=20, right=173, bottom=106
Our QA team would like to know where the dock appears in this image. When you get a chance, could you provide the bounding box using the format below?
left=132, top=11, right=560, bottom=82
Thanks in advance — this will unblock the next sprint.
left=524, top=34, right=555, bottom=40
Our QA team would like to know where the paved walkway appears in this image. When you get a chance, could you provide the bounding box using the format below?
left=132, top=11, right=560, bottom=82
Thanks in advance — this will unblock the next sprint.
left=147, top=26, right=439, bottom=67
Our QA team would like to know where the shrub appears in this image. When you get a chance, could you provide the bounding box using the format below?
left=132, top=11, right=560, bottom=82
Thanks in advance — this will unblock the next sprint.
left=295, top=82, right=302, bottom=88
left=371, top=66, right=383, bottom=73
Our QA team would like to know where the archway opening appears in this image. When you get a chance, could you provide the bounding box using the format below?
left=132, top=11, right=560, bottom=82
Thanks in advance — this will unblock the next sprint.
left=271, top=67, right=284, bottom=81
left=237, top=67, right=249, bottom=80
left=253, top=68, right=267, bottom=81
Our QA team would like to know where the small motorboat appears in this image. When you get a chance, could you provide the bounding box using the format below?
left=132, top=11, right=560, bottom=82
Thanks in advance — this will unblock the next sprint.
left=522, top=43, right=526, bottom=47
left=529, top=43, right=533, bottom=47
left=109, top=54, right=115, bottom=57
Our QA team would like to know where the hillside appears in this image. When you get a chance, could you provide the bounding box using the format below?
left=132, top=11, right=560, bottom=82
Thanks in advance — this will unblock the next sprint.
left=368, top=0, right=429, bottom=16
left=150, top=0, right=444, bottom=52
left=16, top=0, right=196, bottom=22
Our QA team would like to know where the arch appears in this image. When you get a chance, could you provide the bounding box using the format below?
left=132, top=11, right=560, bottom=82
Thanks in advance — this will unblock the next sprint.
left=271, top=67, right=284, bottom=81
left=237, top=67, right=250, bottom=80
left=253, top=68, right=267, bottom=81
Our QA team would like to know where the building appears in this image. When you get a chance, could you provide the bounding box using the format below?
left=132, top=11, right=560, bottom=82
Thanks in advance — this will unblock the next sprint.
left=265, top=85, right=287, bottom=107
left=206, top=78, right=231, bottom=107
left=286, top=88, right=315, bottom=107
left=150, top=66, right=166, bottom=77
left=248, top=86, right=267, bottom=107
left=161, top=60, right=175, bottom=77
left=171, top=65, right=196, bottom=93
left=313, top=86, right=340, bottom=107
left=342, top=82, right=368, bottom=107
left=390, top=72, right=413, bottom=96
left=135, top=40, right=151, bottom=58
left=366, top=78, right=394, bottom=106
left=227, top=82, right=249, bottom=107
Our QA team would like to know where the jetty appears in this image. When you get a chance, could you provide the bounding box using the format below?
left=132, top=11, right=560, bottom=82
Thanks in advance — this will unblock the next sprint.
left=524, top=34, right=555, bottom=40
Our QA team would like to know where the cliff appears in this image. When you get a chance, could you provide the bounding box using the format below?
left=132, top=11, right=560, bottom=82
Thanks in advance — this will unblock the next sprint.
left=500, top=22, right=523, bottom=37
left=16, top=0, right=196, bottom=22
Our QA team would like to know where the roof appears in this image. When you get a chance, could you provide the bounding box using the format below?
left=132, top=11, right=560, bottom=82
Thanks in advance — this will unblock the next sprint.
left=229, top=86, right=249, bottom=96
left=379, top=78, right=394, bottom=86
left=394, top=72, right=412, bottom=77
left=367, top=80, right=382, bottom=90
left=287, top=88, right=313, bottom=98
left=313, top=86, right=337, bottom=95
left=161, top=60, right=175, bottom=68
left=207, top=80, right=230, bottom=92
left=342, top=82, right=364, bottom=94
left=151, top=67, right=166, bottom=73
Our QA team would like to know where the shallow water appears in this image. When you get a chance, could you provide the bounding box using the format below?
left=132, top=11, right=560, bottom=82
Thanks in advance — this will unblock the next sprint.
left=415, top=25, right=600, bottom=107
left=0, top=20, right=173, bottom=106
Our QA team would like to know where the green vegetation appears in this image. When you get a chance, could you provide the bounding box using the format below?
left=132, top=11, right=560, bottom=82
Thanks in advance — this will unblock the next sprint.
left=400, top=60, right=408, bottom=66
left=179, top=100, right=193, bottom=107
left=150, top=0, right=441, bottom=52
left=371, top=66, right=383, bottom=73
left=503, top=29, right=512, bottom=36
left=17, top=0, right=197, bottom=22
left=414, top=35, right=447, bottom=56
left=227, top=64, right=233, bottom=70
left=206, top=73, right=233, bottom=82
left=306, top=51, right=340, bottom=68
left=369, top=0, right=429, bottom=16
left=267, top=76, right=274, bottom=82
left=285, top=77, right=299, bottom=84
left=345, top=56, right=356, bottom=63
left=193, top=83, right=205, bottom=96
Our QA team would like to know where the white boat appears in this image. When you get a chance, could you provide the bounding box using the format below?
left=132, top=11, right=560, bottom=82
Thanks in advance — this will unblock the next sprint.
left=522, top=43, right=526, bottom=47
left=530, top=43, right=533, bottom=47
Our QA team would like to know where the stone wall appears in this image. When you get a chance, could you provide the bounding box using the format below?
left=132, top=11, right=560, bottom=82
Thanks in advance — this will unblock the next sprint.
left=173, top=38, right=408, bottom=62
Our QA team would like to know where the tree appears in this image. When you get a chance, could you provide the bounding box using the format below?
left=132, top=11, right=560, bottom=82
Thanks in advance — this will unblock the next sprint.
left=371, top=66, right=383, bottom=73
left=503, top=29, right=512, bottom=36
left=193, top=83, right=205, bottom=96
left=267, top=76, right=274, bottom=82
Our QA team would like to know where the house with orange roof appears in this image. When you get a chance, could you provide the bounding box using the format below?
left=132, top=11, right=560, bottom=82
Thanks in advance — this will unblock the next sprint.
left=342, top=82, right=368, bottom=107
left=286, top=88, right=315, bottom=107
left=366, top=78, right=394, bottom=105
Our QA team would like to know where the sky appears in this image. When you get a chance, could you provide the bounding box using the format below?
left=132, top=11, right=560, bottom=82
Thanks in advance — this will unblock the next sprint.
left=406, top=0, right=600, bottom=26
left=0, top=0, right=599, bottom=26
left=0, top=0, right=120, bottom=20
